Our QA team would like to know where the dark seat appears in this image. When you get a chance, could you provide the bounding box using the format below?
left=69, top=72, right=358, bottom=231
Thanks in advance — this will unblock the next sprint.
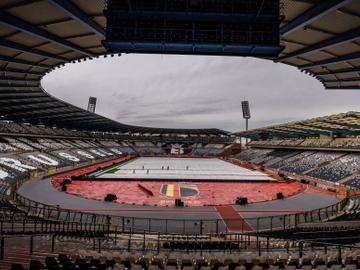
left=106, top=259, right=116, bottom=268
left=29, top=260, right=43, bottom=270
left=11, top=264, right=26, bottom=270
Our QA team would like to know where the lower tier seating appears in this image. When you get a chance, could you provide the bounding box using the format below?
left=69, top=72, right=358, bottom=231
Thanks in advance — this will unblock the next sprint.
left=8, top=249, right=360, bottom=270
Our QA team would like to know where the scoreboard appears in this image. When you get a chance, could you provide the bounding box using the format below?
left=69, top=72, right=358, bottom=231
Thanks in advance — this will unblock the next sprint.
left=103, top=0, right=283, bottom=57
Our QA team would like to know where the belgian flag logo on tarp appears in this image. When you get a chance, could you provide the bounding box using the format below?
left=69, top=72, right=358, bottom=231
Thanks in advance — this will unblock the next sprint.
left=161, top=184, right=175, bottom=197
left=161, top=183, right=199, bottom=198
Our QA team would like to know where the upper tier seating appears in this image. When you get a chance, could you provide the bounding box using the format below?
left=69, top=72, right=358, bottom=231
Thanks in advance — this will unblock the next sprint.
left=132, top=141, right=163, bottom=154
left=263, top=150, right=303, bottom=167
left=192, top=144, right=225, bottom=156
left=248, top=137, right=360, bottom=150
left=234, top=149, right=274, bottom=164
left=343, top=176, right=360, bottom=189
left=306, top=154, right=360, bottom=183
left=299, top=138, right=332, bottom=148
left=0, top=122, right=88, bottom=137
left=270, top=152, right=315, bottom=169
left=280, top=152, right=344, bottom=174
left=234, top=148, right=360, bottom=188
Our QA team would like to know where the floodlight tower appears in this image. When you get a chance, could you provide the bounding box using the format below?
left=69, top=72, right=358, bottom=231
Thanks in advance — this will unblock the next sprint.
left=87, top=97, right=97, bottom=113
left=241, top=101, right=251, bottom=145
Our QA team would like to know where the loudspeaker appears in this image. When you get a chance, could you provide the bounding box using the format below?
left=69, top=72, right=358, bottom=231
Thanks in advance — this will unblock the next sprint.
left=62, top=178, right=72, bottom=185
left=236, top=197, right=248, bottom=205
left=104, top=193, right=117, bottom=202
left=301, top=179, right=310, bottom=184
left=61, top=185, right=67, bottom=192
left=277, top=192, right=284, bottom=200
left=175, top=199, right=184, bottom=207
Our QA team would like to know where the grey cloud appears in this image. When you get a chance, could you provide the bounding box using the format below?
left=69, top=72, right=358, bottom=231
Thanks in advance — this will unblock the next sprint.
left=42, top=54, right=360, bottom=132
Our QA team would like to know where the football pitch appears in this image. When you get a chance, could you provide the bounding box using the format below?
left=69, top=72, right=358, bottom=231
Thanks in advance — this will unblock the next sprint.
left=91, top=157, right=274, bottom=181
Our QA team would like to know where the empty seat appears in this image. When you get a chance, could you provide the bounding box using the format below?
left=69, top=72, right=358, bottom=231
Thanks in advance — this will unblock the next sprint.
left=330, top=265, right=343, bottom=270
left=344, top=264, right=357, bottom=270
left=113, top=263, right=126, bottom=270
left=149, top=265, right=160, bottom=270
left=29, top=260, right=43, bottom=270
left=165, top=266, right=178, bottom=270
left=132, top=263, right=144, bottom=270
left=300, top=265, right=312, bottom=270
left=11, top=264, right=26, bottom=270
left=315, top=265, right=327, bottom=270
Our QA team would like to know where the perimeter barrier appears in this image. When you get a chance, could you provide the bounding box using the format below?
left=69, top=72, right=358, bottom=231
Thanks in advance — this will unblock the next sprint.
left=10, top=192, right=349, bottom=235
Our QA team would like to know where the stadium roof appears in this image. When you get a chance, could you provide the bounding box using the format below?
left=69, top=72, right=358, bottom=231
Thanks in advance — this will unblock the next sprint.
left=0, top=0, right=359, bottom=134
left=235, top=111, right=360, bottom=139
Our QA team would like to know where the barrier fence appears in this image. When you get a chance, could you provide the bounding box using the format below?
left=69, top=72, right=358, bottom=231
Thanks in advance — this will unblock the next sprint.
left=9, top=192, right=349, bottom=235
left=1, top=233, right=360, bottom=261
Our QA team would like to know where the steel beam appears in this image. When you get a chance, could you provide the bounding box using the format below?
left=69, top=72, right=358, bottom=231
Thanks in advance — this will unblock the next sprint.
left=280, top=0, right=353, bottom=36
left=0, top=10, right=94, bottom=57
left=35, top=111, right=96, bottom=120
left=326, top=86, right=360, bottom=89
left=104, top=10, right=278, bottom=22
left=0, top=93, right=47, bottom=99
left=278, top=28, right=360, bottom=61
left=0, top=77, right=40, bottom=83
left=48, top=0, right=105, bottom=38
left=299, top=52, right=360, bottom=69
left=316, top=67, right=360, bottom=77
left=54, top=116, right=105, bottom=123
left=0, top=67, right=44, bottom=76
left=0, top=97, right=53, bottom=104
left=7, top=106, right=72, bottom=117
left=0, top=38, right=68, bottom=62
left=103, top=41, right=284, bottom=57
left=0, top=102, right=63, bottom=111
left=0, top=55, right=51, bottom=68
left=0, top=86, right=40, bottom=91
left=325, top=78, right=360, bottom=84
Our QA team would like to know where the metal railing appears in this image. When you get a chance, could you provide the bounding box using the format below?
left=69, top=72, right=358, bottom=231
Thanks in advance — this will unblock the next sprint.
left=1, top=233, right=360, bottom=261
left=9, top=192, right=349, bottom=235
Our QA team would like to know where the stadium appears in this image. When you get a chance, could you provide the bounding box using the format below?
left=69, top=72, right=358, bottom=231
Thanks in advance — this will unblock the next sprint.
left=0, top=0, right=360, bottom=269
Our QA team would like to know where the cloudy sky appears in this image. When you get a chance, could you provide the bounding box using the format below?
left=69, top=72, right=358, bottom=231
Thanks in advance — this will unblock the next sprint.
left=42, top=54, right=360, bottom=132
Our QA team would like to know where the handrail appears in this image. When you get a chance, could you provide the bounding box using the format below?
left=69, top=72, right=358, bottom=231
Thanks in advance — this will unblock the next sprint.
left=10, top=190, right=349, bottom=235
left=1, top=232, right=359, bottom=261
